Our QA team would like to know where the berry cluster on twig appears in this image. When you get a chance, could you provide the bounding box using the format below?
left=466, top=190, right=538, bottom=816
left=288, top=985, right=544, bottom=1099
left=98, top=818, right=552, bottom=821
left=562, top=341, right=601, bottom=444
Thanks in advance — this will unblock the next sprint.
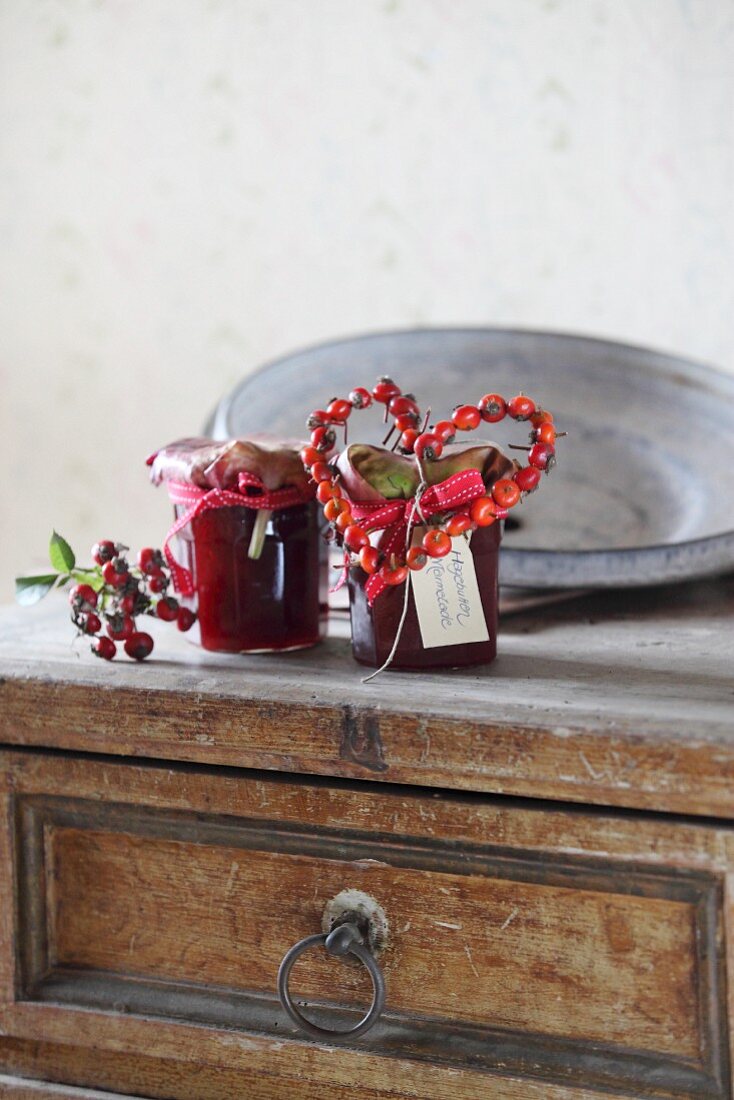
left=16, top=532, right=196, bottom=661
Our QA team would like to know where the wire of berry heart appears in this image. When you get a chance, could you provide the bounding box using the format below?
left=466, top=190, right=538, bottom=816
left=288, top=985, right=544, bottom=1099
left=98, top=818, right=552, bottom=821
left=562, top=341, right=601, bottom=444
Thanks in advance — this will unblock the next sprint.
left=301, top=379, right=561, bottom=677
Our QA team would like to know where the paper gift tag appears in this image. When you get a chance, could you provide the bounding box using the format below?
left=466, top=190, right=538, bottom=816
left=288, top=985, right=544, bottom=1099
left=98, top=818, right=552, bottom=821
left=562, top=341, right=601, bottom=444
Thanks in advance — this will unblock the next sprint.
left=410, top=531, right=490, bottom=649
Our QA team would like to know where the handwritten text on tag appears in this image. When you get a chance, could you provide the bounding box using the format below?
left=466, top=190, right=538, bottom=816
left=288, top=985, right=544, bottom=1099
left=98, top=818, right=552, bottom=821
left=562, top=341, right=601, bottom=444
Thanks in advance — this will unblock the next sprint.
left=410, top=534, right=490, bottom=649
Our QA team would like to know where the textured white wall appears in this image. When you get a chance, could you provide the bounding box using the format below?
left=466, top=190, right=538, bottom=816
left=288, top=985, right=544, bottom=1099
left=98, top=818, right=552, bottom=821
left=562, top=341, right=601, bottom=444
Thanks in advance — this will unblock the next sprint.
left=2, top=0, right=733, bottom=595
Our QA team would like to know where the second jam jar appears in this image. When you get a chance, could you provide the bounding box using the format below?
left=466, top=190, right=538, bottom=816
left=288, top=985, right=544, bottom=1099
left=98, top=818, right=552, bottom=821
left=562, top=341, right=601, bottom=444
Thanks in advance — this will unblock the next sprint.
left=348, top=520, right=501, bottom=670
left=150, top=436, right=327, bottom=653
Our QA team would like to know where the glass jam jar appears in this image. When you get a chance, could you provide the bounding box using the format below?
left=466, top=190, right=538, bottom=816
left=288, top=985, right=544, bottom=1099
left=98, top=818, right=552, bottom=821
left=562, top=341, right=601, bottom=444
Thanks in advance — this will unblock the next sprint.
left=173, top=500, right=327, bottom=653
left=348, top=522, right=501, bottom=670
left=151, top=436, right=327, bottom=654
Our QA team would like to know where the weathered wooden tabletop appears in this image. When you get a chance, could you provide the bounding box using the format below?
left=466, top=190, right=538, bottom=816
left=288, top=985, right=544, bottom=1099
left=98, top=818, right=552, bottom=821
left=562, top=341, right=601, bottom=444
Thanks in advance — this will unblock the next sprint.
left=0, top=578, right=732, bottom=818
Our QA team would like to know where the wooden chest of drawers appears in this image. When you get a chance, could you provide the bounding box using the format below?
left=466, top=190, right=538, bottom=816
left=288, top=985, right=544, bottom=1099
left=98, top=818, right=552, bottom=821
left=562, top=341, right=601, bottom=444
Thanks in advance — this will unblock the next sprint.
left=0, top=580, right=732, bottom=1099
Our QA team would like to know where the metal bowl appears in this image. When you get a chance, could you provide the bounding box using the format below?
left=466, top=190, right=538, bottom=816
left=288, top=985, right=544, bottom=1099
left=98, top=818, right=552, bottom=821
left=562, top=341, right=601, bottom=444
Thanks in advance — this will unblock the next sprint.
left=209, top=328, right=734, bottom=588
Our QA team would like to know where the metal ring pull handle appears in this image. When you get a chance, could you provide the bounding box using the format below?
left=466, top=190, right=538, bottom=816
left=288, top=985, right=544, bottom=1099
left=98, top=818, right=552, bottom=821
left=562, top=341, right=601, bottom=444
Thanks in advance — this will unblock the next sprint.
left=277, top=921, right=386, bottom=1039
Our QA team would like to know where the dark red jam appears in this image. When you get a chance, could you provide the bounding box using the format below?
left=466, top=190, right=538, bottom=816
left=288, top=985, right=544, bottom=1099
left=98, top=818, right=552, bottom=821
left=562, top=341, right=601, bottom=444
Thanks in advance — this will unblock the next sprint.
left=175, top=501, right=327, bottom=652
left=348, top=522, right=500, bottom=670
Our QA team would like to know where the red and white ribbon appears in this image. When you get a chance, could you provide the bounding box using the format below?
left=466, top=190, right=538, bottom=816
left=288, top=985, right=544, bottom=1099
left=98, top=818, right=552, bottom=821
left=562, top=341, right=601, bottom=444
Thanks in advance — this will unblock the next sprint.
left=163, top=473, right=311, bottom=596
left=337, top=467, right=487, bottom=605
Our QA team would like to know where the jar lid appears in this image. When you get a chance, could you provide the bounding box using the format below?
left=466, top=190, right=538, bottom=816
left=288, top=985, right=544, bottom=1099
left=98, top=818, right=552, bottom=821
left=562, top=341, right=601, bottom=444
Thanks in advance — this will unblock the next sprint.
left=148, top=435, right=310, bottom=493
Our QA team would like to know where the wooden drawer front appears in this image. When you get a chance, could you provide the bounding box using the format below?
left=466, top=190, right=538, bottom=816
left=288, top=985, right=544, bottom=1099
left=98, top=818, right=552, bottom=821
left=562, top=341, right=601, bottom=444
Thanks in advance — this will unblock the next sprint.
left=0, top=753, right=731, bottom=1100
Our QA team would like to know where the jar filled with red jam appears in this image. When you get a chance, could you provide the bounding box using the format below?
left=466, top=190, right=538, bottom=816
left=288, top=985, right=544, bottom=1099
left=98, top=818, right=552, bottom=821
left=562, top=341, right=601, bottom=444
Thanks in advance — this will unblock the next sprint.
left=335, top=440, right=514, bottom=671
left=348, top=522, right=501, bottom=670
left=150, top=437, right=327, bottom=653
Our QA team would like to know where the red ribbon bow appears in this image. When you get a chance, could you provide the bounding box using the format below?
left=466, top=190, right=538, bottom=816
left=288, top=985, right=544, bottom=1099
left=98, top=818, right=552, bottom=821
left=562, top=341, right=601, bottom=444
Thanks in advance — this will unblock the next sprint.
left=346, top=467, right=487, bottom=604
left=163, top=473, right=311, bottom=596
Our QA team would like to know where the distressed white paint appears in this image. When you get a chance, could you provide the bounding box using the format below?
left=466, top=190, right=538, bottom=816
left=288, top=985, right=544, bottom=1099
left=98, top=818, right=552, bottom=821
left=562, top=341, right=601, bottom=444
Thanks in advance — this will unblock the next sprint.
left=1, top=0, right=733, bottom=595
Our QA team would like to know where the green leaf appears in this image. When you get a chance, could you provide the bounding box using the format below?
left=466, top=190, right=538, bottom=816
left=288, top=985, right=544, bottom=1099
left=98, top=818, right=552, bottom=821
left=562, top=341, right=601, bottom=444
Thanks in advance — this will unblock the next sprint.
left=71, top=569, right=104, bottom=591
left=49, top=531, right=75, bottom=572
left=15, top=574, right=59, bottom=606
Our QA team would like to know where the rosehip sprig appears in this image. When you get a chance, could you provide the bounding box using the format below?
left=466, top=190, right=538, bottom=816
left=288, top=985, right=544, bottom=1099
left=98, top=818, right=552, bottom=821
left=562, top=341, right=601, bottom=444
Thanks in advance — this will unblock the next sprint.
left=301, top=379, right=561, bottom=590
left=16, top=531, right=198, bottom=662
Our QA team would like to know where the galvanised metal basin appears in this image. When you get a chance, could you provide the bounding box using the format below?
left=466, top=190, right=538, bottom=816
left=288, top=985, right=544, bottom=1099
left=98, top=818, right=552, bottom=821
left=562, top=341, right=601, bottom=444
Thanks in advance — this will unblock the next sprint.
left=209, top=328, right=734, bottom=588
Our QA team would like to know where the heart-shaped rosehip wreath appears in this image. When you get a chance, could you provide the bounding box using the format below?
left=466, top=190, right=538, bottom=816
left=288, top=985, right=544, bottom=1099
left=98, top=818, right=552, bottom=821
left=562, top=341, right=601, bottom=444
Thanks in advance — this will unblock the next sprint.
left=301, top=379, right=560, bottom=575
left=299, top=377, right=562, bottom=676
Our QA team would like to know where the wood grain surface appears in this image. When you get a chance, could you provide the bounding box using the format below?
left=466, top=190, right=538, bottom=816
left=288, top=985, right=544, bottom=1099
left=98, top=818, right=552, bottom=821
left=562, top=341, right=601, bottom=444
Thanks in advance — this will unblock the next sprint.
left=0, top=751, right=731, bottom=1098
left=0, top=1043, right=634, bottom=1100
left=48, top=824, right=699, bottom=1054
left=0, top=577, right=733, bottom=817
left=1, top=578, right=733, bottom=1097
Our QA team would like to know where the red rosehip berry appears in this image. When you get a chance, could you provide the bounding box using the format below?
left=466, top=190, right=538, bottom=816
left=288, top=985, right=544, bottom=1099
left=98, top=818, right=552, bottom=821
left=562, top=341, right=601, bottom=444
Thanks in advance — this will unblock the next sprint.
left=177, top=607, right=196, bottom=632
left=422, top=529, right=452, bottom=558
left=120, top=593, right=137, bottom=614
left=310, top=460, right=332, bottom=484
left=395, top=412, right=420, bottom=433
left=316, top=480, right=341, bottom=504
left=148, top=574, right=166, bottom=594
left=530, top=408, right=554, bottom=428
left=372, top=377, right=401, bottom=404
left=311, top=426, right=336, bottom=452
left=324, top=497, right=351, bottom=522
left=452, top=405, right=481, bottom=431
left=299, top=445, right=322, bottom=469
left=359, top=546, right=381, bottom=574
left=69, top=583, right=98, bottom=610
left=413, top=432, right=443, bottom=461
left=137, top=547, right=158, bottom=574
left=388, top=394, right=420, bottom=419
left=399, top=428, right=419, bottom=453
left=106, top=614, right=135, bottom=641
left=528, top=442, right=556, bottom=471
left=446, top=512, right=472, bottom=537
left=124, top=632, right=154, bottom=661
left=102, top=561, right=129, bottom=588
left=379, top=561, right=408, bottom=586
left=335, top=509, right=353, bottom=533
left=349, top=386, right=372, bottom=409
left=92, top=636, right=116, bottom=661
left=507, top=394, right=536, bottom=421
left=532, top=422, right=556, bottom=445
left=406, top=546, right=428, bottom=570
left=478, top=393, right=506, bottom=423
left=142, top=552, right=159, bottom=577
left=327, top=397, right=352, bottom=422
left=306, top=410, right=329, bottom=430
left=80, top=612, right=102, bottom=635
left=434, top=419, right=456, bottom=444
left=92, top=540, right=116, bottom=565
left=492, top=479, right=521, bottom=509
left=470, top=497, right=498, bottom=527
left=514, top=466, right=542, bottom=493
left=343, top=525, right=369, bottom=553
left=155, top=596, right=179, bottom=622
